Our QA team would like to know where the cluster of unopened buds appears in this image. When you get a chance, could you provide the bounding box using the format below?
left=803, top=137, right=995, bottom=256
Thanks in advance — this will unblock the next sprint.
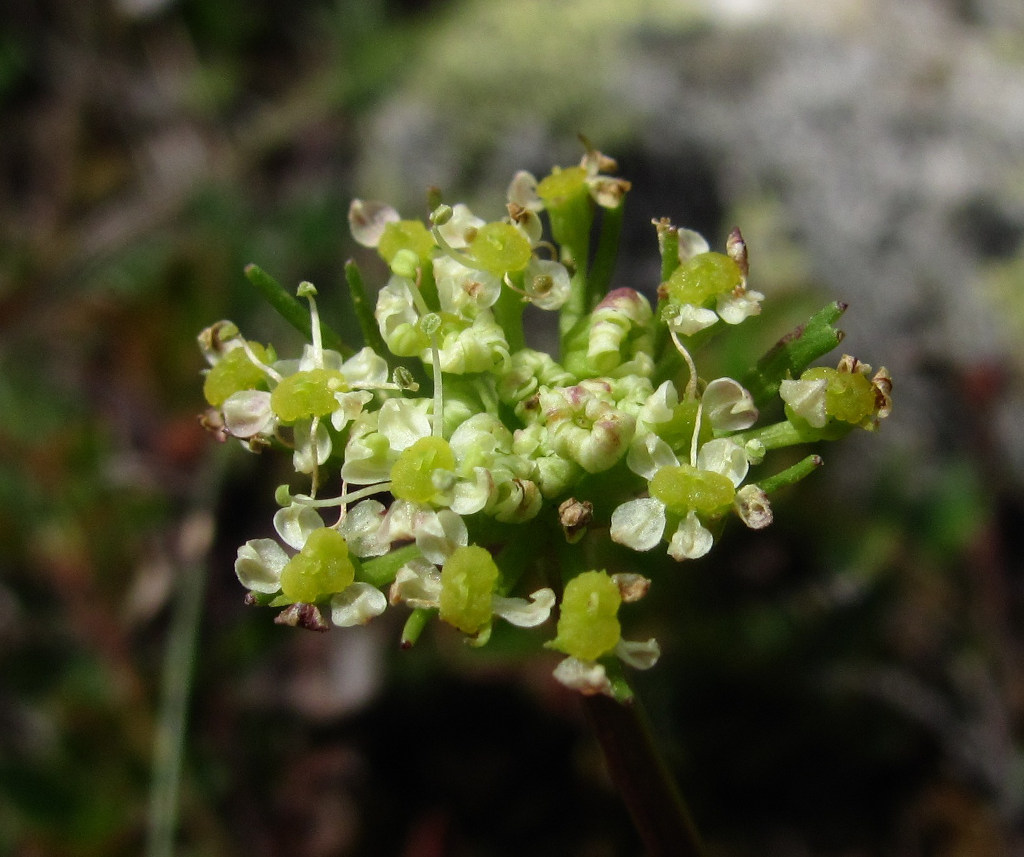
left=199, top=145, right=892, bottom=699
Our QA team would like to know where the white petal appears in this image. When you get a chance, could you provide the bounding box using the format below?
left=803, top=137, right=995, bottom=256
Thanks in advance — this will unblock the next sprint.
left=676, top=228, right=710, bottom=262
left=639, top=380, right=679, bottom=426
left=717, top=289, right=763, bottom=325
left=552, top=657, right=612, bottom=696
left=292, top=419, right=332, bottom=474
left=779, top=378, right=828, bottom=428
left=331, top=390, right=374, bottom=431
left=524, top=258, right=571, bottom=311
left=491, top=588, right=555, bottom=628
left=507, top=170, right=542, bottom=211
left=415, top=509, right=468, bottom=565
left=388, top=559, right=442, bottom=609
left=436, top=203, right=485, bottom=249
left=222, top=390, right=276, bottom=438
left=330, top=583, right=387, bottom=627
left=626, top=432, right=678, bottom=480
left=342, top=346, right=390, bottom=386
left=348, top=199, right=399, bottom=247
left=377, top=398, right=431, bottom=451
left=667, top=511, right=714, bottom=561
left=235, top=538, right=288, bottom=593
left=615, top=638, right=661, bottom=670
left=339, top=499, right=388, bottom=557
left=667, top=304, right=718, bottom=336
left=696, top=438, right=749, bottom=487
left=702, top=378, right=758, bottom=431
left=273, top=503, right=326, bottom=550
left=610, top=498, right=666, bottom=552
left=450, top=467, right=493, bottom=515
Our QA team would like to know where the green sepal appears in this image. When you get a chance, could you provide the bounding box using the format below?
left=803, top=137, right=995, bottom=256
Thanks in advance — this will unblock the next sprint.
left=741, top=301, right=847, bottom=408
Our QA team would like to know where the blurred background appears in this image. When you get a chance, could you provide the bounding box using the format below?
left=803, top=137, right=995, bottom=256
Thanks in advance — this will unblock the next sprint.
left=3, top=0, right=1024, bottom=854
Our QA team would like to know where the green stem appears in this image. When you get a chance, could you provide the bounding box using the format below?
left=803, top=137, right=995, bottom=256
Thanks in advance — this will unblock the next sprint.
left=145, top=448, right=228, bottom=857
left=582, top=685, right=704, bottom=857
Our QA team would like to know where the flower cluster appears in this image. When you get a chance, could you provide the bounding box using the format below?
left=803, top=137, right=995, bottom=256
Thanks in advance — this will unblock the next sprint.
left=199, top=146, right=891, bottom=698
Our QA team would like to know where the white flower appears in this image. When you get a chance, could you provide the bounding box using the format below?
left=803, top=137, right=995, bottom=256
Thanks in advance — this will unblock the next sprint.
left=610, top=436, right=750, bottom=561
left=388, top=511, right=555, bottom=639
left=523, top=257, right=571, bottom=310
left=233, top=503, right=387, bottom=627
